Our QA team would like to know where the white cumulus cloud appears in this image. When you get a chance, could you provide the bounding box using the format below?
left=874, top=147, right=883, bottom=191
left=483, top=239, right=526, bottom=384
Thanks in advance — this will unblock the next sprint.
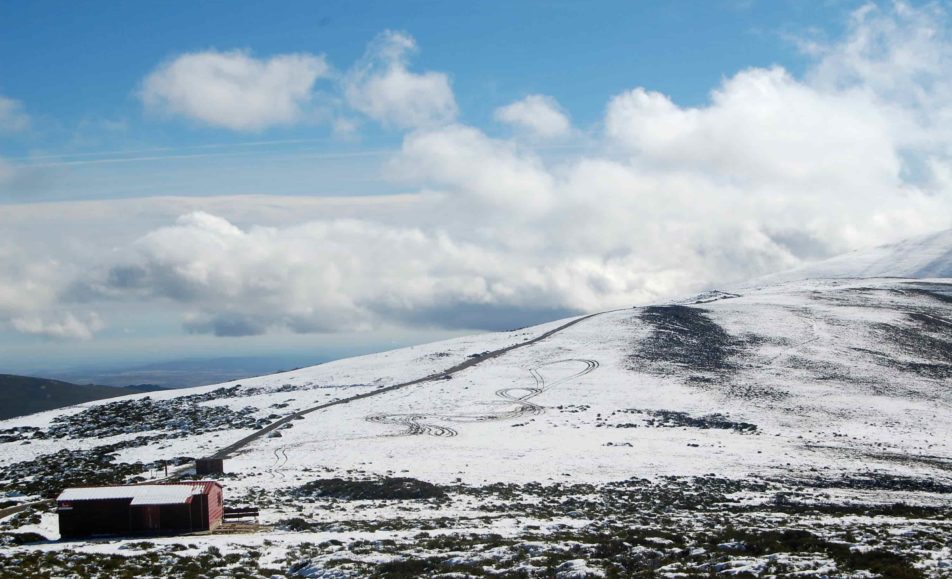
left=392, top=124, right=555, bottom=218
left=140, top=50, right=330, bottom=131
left=495, top=94, right=571, bottom=138
left=604, top=66, right=900, bottom=192
left=104, top=211, right=543, bottom=336
left=344, top=30, right=457, bottom=129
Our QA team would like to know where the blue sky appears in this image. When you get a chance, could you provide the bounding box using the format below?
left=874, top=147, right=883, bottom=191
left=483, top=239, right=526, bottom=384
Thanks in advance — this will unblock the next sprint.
left=2, top=1, right=952, bottom=377
left=2, top=0, right=838, bottom=163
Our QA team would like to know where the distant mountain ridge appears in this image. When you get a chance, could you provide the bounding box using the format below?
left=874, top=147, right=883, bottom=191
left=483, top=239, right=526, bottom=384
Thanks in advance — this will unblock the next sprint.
left=0, top=374, right=162, bottom=420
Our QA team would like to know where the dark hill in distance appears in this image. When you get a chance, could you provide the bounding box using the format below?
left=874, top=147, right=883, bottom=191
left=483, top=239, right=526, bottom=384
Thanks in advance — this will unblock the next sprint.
left=0, top=374, right=162, bottom=420
left=46, top=355, right=333, bottom=389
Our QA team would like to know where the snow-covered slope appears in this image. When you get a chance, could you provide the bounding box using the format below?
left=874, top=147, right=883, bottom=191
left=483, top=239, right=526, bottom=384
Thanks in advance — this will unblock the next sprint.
left=223, top=278, right=951, bottom=486
left=1, top=277, right=951, bottom=577
left=762, top=227, right=952, bottom=283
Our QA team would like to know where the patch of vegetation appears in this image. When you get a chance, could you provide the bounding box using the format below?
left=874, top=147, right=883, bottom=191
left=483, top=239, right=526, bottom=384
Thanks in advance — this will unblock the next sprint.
left=0, top=532, right=47, bottom=546
left=704, top=528, right=924, bottom=579
left=45, top=386, right=266, bottom=439
left=870, top=315, right=952, bottom=379
left=0, top=544, right=283, bottom=579
left=630, top=305, right=742, bottom=377
left=0, top=506, right=42, bottom=530
left=291, top=477, right=446, bottom=501
left=0, top=426, right=45, bottom=444
left=366, top=553, right=512, bottom=578
left=610, top=408, right=757, bottom=432
left=0, top=435, right=169, bottom=495
left=783, top=473, right=952, bottom=494
left=277, top=517, right=315, bottom=532
left=758, top=500, right=952, bottom=520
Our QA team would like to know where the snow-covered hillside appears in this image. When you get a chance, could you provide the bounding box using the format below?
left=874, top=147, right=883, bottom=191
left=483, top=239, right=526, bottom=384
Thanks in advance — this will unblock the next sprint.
left=1, top=277, right=951, bottom=577
left=762, top=227, right=952, bottom=283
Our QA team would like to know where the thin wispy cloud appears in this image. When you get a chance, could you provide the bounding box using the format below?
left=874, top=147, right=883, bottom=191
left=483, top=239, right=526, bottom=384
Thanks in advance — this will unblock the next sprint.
left=10, top=138, right=341, bottom=162
left=19, top=148, right=390, bottom=169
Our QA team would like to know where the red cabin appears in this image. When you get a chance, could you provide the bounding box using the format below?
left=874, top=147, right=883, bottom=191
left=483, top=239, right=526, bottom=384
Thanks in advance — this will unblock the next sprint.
left=56, top=481, right=223, bottom=539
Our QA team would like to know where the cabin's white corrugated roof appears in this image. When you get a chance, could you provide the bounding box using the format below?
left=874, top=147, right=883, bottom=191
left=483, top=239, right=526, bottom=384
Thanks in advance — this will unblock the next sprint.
left=57, top=484, right=205, bottom=505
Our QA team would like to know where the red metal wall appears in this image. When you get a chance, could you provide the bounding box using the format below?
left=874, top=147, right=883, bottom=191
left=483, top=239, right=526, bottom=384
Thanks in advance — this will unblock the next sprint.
left=206, top=483, right=224, bottom=531
left=57, top=482, right=225, bottom=538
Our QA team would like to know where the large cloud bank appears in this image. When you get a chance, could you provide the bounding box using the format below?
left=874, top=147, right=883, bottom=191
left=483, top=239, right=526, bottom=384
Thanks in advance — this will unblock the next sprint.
left=0, top=242, right=102, bottom=340
left=6, top=3, right=952, bottom=339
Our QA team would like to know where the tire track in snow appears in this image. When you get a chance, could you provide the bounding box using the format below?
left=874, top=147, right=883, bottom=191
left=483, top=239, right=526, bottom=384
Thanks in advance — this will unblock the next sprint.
left=213, top=311, right=609, bottom=459
left=365, top=359, right=599, bottom=437
left=487, top=359, right=599, bottom=422
left=365, top=414, right=458, bottom=437
left=270, top=447, right=289, bottom=479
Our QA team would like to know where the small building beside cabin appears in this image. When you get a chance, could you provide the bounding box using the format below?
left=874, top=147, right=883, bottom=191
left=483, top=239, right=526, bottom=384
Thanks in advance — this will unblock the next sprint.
left=195, top=457, right=225, bottom=476
left=56, top=481, right=223, bottom=539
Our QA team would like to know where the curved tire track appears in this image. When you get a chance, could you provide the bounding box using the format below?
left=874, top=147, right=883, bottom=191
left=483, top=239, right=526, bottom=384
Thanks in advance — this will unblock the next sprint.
left=213, top=311, right=610, bottom=459
left=365, top=414, right=458, bottom=437
left=366, top=358, right=599, bottom=437
left=270, top=447, right=289, bottom=479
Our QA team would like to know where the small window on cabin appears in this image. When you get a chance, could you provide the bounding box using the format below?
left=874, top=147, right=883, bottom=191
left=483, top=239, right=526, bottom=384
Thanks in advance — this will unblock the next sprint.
left=218, top=494, right=222, bottom=507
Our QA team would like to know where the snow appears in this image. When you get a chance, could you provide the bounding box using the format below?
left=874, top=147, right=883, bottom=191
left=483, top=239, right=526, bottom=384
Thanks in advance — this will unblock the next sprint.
left=1, top=272, right=951, bottom=576
left=2, top=277, right=951, bottom=491
left=758, top=227, right=952, bottom=283
left=57, top=482, right=214, bottom=505
left=555, top=558, right=605, bottom=578
left=195, top=278, right=948, bottom=488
